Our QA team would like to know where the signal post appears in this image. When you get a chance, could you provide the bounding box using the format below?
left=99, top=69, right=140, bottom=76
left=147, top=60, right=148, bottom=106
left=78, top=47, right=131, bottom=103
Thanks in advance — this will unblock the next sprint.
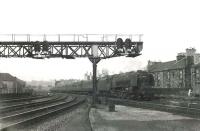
left=89, top=45, right=100, bottom=107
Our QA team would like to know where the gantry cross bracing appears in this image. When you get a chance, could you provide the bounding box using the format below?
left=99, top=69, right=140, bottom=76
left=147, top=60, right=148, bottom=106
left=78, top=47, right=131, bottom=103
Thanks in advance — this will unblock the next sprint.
left=0, top=34, right=143, bottom=59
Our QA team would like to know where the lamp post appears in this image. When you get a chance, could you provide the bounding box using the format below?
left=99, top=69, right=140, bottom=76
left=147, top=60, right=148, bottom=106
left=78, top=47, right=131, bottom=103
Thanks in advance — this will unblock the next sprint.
left=89, top=45, right=101, bottom=107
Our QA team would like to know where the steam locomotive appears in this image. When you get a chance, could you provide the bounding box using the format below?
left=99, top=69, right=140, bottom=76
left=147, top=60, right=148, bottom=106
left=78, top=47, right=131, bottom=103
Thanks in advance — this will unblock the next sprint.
left=51, top=70, right=155, bottom=99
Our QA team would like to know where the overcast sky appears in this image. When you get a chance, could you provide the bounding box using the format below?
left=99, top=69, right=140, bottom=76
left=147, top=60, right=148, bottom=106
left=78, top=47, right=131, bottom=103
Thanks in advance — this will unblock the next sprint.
left=0, top=0, right=200, bottom=81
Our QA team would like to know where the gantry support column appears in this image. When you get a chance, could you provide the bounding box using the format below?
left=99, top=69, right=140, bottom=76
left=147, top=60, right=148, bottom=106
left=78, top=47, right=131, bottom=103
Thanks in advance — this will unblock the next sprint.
left=89, top=57, right=101, bottom=107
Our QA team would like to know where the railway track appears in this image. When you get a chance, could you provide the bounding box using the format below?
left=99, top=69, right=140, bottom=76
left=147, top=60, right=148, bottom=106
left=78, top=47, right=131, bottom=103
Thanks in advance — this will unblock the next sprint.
left=108, top=98, right=200, bottom=117
left=0, top=95, right=67, bottom=116
left=0, top=95, right=50, bottom=105
left=0, top=96, right=32, bottom=101
left=0, top=95, right=85, bottom=131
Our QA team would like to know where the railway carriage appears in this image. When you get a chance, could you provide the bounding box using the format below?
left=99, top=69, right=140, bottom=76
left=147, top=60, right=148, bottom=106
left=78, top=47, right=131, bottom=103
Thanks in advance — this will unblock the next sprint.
left=79, top=80, right=92, bottom=94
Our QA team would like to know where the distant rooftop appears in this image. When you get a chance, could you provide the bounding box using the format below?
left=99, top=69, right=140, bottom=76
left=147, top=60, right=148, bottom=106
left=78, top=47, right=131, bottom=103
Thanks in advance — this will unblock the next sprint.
left=0, top=73, right=25, bottom=83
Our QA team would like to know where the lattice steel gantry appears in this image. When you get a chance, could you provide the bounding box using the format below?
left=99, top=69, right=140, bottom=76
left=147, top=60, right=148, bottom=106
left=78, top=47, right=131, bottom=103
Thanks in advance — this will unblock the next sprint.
left=0, top=34, right=143, bottom=59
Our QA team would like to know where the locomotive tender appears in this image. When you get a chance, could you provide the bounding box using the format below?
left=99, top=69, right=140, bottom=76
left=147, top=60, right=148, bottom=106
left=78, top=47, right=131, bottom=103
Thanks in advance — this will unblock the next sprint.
left=52, top=70, right=155, bottom=99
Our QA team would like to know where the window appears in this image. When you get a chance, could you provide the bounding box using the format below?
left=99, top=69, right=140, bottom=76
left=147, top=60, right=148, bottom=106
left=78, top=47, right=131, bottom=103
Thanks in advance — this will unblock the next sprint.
left=196, top=69, right=200, bottom=80
left=167, top=72, right=170, bottom=79
left=172, top=72, right=175, bottom=78
left=179, top=70, right=183, bottom=79
left=157, top=73, right=161, bottom=87
left=157, top=73, right=161, bottom=80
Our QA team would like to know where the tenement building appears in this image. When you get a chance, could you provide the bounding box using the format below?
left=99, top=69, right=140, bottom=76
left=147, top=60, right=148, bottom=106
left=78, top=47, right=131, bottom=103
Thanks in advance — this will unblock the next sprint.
left=148, top=48, right=200, bottom=95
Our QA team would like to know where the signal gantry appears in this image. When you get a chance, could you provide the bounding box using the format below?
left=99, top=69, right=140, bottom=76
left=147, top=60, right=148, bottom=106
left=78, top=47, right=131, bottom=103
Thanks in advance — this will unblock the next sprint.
left=0, top=34, right=143, bottom=59
left=0, top=34, right=143, bottom=107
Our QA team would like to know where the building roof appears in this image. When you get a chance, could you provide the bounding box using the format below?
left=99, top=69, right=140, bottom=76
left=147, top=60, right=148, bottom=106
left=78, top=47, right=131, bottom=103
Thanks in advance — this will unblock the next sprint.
left=0, top=73, right=16, bottom=81
left=148, top=58, right=187, bottom=72
left=0, top=73, right=25, bottom=84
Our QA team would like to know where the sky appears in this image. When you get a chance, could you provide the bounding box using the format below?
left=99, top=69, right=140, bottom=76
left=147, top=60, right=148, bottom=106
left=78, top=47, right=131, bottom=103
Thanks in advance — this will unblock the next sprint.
left=0, top=0, right=200, bottom=81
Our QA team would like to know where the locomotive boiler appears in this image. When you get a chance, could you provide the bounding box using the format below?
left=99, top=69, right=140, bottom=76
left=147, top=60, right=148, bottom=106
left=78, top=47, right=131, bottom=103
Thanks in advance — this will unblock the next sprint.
left=108, top=71, right=155, bottom=99
left=94, top=70, right=155, bottom=99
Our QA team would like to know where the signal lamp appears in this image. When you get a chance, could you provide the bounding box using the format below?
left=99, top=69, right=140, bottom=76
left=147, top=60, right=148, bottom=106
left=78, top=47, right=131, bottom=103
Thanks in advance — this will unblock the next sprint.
left=34, top=41, right=41, bottom=52
left=125, top=38, right=132, bottom=53
left=42, top=41, right=49, bottom=52
left=116, top=38, right=124, bottom=53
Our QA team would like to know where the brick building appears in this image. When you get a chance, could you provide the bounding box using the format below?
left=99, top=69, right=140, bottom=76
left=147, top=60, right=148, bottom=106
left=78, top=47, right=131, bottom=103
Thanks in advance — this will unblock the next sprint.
left=0, top=73, right=26, bottom=94
left=148, top=48, right=200, bottom=93
left=191, top=63, right=200, bottom=95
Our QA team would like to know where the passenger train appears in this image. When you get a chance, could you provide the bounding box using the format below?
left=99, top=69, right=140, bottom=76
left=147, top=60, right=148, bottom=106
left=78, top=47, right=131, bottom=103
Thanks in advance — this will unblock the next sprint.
left=51, top=70, right=155, bottom=99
